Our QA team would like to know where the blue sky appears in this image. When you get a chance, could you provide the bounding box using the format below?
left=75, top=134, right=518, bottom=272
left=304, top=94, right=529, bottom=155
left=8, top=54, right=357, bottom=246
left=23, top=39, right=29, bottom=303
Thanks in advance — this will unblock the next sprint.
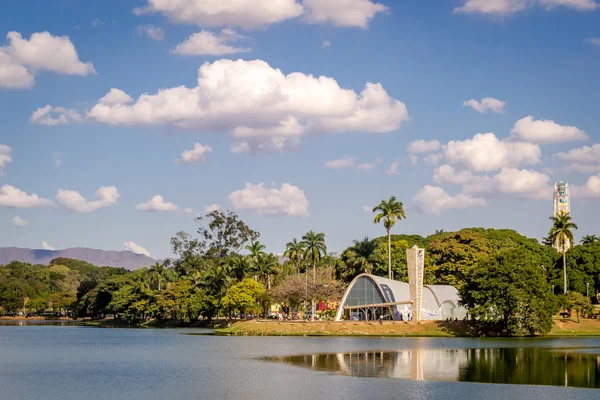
left=1, top=0, right=599, bottom=259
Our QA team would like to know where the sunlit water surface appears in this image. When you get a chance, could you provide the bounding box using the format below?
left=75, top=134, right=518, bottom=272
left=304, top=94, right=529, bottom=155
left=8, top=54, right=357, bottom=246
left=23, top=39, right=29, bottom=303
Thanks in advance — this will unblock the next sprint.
left=1, top=323, right=599, bottom=399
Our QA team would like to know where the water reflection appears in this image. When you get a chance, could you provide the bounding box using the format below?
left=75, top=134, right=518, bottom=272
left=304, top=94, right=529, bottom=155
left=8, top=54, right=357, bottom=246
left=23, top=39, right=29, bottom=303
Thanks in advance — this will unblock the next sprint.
left=264, top=348, right=600, bottom=389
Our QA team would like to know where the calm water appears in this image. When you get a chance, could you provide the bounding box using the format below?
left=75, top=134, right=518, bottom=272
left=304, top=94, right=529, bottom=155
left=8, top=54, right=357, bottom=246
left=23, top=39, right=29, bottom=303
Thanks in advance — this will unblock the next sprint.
left=1, top=324, right=599, bottom=400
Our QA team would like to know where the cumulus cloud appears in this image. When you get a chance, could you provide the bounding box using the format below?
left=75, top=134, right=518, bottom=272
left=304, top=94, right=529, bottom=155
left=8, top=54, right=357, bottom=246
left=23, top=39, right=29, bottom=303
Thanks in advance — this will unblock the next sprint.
left=173, top=29, right=251, bottom=56
left=463, top=97, right=506, bottom=113
left=0, top=144, right=12, bottom=174
left=303, top=0, right=388, bottom=28
left=571, top=173, right=600, bottom=198
left=134, top=0, right=304, bottom=29
left=325, top=157, right=355, bottom=169
left=124, top=241, right=151, bottom=257
left=56, top=186, right=120, bottom=213
left=433, top=165, right=474, bottom=185
left=413, top=185, right=486, bottom=214
left=137, top=24, right=165, bottom=41
left=444, top=133, right=541, bottom=172
left=136, top=195, right=179, bottom=212
left=204, top=204, right=221, bottom=213
left=454, top=0, right=597, bottom=15
left=0, top=31, right=95, bottom=89
left=183, top=207, right=193, bottom=214
left=30, top=105, right=81, bottom=126
left=566, top=164, right=600, bottom=174
left=586, top=38, right=600, bottom=46
left=0, top=185, right=54, bottom=208
left=386, top=161, right=400, bottom=175
left=87, top=60, right=409, bottom=154
left=42, top=241, right=56, bottom=251
left=555, top=143, right=600, bottom=164
left=177, top=143, right=212, bottom=164
left=510, top=116, right=588, bottom=144
left=228, top=182, right=309, bottom=217
left=357, top=159, right=382, bottom=171
left=10, top=216, right=28, bottom=227
left=472, top=168, right=552, bottom=200
left=423, top=153, right=444, bottom=166
left=407, top=139, right=441, bottom=153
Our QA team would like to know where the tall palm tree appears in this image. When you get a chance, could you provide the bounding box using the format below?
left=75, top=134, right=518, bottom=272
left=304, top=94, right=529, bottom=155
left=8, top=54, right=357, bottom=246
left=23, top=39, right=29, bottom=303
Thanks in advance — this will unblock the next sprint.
left=202, top=264, right=229, bottom=297
left=245, top=241, right=266, bottom=282
left=581, top=235, right=598, bottom=245
left=301, top=230, right=327, bottom=321
left=549, top=213, right=578, bottom=294
left=373, top=196, right=406, bottom=280
left=255, top=253, right=279, bottom=290
left=346, top=237, right=376, bottom=274
left=227, top=254, right=251, bottom=282
left=284, top=238, right=305, bottom=275
left=148, top=262, right=176, bottom=291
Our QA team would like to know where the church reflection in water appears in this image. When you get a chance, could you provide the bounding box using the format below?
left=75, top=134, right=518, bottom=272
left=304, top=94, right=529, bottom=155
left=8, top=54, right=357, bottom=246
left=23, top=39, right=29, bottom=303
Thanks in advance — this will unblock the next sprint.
left=264, top=348, right=600, bottom=389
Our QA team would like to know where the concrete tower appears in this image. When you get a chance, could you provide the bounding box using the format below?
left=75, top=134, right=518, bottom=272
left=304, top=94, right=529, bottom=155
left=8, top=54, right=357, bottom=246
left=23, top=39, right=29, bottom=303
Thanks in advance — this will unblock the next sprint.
left=407, top=245, right=425, bottom=321
left=553, top=181, right=571, bottom=250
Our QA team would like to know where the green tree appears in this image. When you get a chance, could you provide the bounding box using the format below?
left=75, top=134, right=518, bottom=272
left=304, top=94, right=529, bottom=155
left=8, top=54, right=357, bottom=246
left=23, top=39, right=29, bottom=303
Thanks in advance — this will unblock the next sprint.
left=559, top=292, right=593, bottom=323
left=344, top=237, right=376, bottom=275
left=373, top=196, right=407, bottom=280
left=222, top=279, right=265, bottom=316
left=148, top=262, right=176, bottom=291
left=196, top=210, right=260, bottom=259
left=549, top=213, right=578, bottom=294
left=245, top=241, right=266, bottom=271
left=226, top=254, right=251, bottom=282
left=284, top=238, right=305, bottom=275
left=301, top=230, right=327, bottom=321
left=581, top=235, right=598, bottom=245
left=156, top=281, right=205, bottom=323
left=460, top=250, right=557, bottom=336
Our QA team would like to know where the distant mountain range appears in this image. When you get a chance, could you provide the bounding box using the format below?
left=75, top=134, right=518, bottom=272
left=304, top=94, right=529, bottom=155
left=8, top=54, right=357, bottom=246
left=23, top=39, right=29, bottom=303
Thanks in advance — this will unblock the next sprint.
left=0, top=247, right=157, bottom=270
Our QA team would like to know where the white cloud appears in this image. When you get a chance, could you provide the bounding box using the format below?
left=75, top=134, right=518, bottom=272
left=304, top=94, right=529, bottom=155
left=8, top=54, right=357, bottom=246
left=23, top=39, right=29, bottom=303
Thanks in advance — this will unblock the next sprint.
left=433, top=165, right=474, bottom=185
left=386, top=161, right=400, bottom=175
left=555, top=143, right=600, bottom=164
left=510, top=115, right=588, bottom=144
left=56, top=186, right=120, bottom=213
left=87, top=59, right=408, bottom=154
left=356, top=158, right=382, bottom=170
left=134, top=0, right=304, bottom=29
left=304, top=0, right=388, bottom=28
left=423, top=153, right=444, bottom=165
left=0, top=31, right=95, bottom=89
left=91, top=18, right=105, bottom=27
left=407, top=139, right=441, bottom=153
left=463, top=97, right=505, bottom=113
left=53, top=152, right=64, bottom=167
left=321, top=40, right=331, bottom=48
left=136, top=195, right=179, bottom=212
left=413, top=185, right=486, bottom=214
left=124, top=241, right=151, bottom=257
left=42, top=241, right=56, bottom=251
left=566, top=164, right=600, bottom=174
left=173, top=29, right=251, bottom=56
left=0, top=144, right=12, bottom=175
left=454, top=0, right=597, bottom=15
left=408, top=155, right=419, bottom=166
left=571, top=173, right=600, bottom=198
left=362, top=205, right=372, bottom=213
left=0, top=185, right=54, bottom=208
left=177, top=143, right=212, bottom=164
left=137, top=25, right=165, bottom=41
left=488, top=168, right=551, bottom=200
left=325, top=157, right=355, bottom=169
left=229, top=183, right=309, bottom=217
left=204, top=204, right=221, bottom=213
left=9, top=216, right=28, bottom=227
left=30, top=105, right=81, bottom=126
left=183, top=207, right=193, bottom=214
left=444, top=132, right=541, bottom=172
left=586, top=38, right=600, bottom=46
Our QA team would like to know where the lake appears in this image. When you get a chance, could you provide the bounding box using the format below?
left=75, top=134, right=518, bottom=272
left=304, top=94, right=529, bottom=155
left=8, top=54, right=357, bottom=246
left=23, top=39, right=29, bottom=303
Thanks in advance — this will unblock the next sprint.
left=1, top=323, right=599, bottom=400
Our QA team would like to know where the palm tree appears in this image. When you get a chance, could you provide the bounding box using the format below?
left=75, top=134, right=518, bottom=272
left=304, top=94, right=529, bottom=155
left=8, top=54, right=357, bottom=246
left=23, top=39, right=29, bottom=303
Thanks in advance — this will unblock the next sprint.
left=202, top=264, right=229, bottom=297
left=227, top=255, right=250, bottom=282
left=346, top=237, right=376, bottom=274
left=245, top=241, right=266, bottom=282
left=581, top=235, right=598, bottom=245
left=284, top=238, right=305, bottom=275
left=255, top=253, right=279, bottom=290
left=301, top=230, right=327, bottom=321
left=549, top=213, right=578, bottom=294
left=373, top=196, right=406, bottom=280
left=148, top=262, right=176, bottom=291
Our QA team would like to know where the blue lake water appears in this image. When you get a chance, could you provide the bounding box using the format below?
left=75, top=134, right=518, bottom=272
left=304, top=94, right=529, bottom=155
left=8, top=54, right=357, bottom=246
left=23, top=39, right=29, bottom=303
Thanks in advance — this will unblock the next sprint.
left=1, top=324, right=599, bottom=399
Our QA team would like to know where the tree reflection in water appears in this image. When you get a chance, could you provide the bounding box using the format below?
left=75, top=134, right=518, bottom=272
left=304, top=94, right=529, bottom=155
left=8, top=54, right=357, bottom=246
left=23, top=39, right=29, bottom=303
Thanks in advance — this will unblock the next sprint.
left=263, top=348, right=600, bottom=389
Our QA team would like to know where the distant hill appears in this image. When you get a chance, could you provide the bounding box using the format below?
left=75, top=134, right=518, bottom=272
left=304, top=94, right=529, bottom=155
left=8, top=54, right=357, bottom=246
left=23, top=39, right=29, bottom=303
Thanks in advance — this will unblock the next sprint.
left=0, top=247, right=157, bottom=270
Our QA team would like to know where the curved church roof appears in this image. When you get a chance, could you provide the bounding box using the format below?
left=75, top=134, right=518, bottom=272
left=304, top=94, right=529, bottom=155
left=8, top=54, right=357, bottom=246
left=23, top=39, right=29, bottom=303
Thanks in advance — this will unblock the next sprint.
left=424, top=285, right=461, bottom=306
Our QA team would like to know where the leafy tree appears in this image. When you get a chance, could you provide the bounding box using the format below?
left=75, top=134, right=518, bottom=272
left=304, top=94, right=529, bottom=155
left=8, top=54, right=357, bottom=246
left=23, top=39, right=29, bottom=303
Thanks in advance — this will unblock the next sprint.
left=301, top=230, right=327, bottom=320
left=226, top=254, right=251, bottom=283
left=156, top=281, right=204, bottom=323
left=284, top=238, right=305, bottom=275
left=222, top=279, right=265, bottom=316
left=559, top=292, right=593, bottom=323
left=245, top=241, right=266, bottom=271
left=343, top=237, right=376, bottom=275
left=148, top=262, right=176, bottom=291
left=272, top=274, right=307, bottom=315
left=196, top=210, right=259, bottom=258
left=460, top=250, right=557, bottom=336
left=549, top=213, right=578, bottom=294
left=581, top=235, right=599, bottom=245
left=373, top=196, right=406, bottom=280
